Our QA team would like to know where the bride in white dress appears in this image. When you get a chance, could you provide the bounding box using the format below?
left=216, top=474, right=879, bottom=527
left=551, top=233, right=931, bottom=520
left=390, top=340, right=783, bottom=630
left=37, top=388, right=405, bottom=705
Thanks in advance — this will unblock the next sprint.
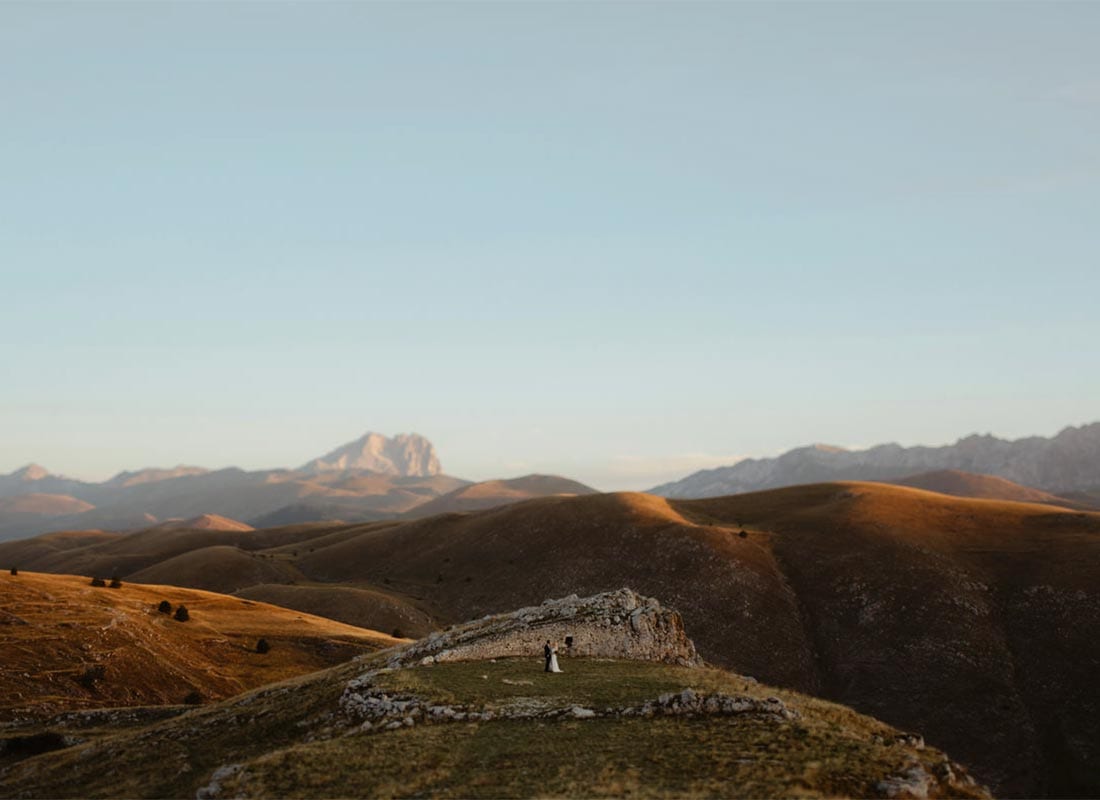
left=549, top=643, right=563, bottom=673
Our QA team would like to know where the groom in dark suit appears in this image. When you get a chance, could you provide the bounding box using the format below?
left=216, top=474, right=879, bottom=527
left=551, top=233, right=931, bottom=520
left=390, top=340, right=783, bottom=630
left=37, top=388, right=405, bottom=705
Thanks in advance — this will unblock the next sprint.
left=543, top=640, right=552, bottom=672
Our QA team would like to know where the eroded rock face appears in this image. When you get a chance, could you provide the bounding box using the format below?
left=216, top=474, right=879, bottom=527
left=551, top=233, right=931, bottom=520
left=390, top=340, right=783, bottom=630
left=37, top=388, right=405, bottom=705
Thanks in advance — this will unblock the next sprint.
left=389, top=588, right=701, bottom=668
left=300, top=432, right=441, bottom=476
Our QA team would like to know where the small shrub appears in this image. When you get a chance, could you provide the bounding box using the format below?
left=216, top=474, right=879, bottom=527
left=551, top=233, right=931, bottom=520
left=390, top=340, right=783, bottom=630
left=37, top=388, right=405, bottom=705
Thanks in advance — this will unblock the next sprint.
left=183, top=690, right=203, bottom=705
left=157, top=600, right=172, bottom=614
left=738, top=530, right=748, bottom=539
left=174, top=605, right=190, bottom=622
left=9, top=567, right=17, bottom=576
left=436, top=573, right=444, bottom=584
left=256, top=638, right=270, bottom=654
left=383, top=578, right=391, bottom=585
left=464, top=576, right=472, bottom=583
left=90, top=577, right=106, bottom=587
left=109, top=574, right=122, bottom=589
left=391, top=627, right=404, bottom=639
left=79, top=665, right=106, bottom=690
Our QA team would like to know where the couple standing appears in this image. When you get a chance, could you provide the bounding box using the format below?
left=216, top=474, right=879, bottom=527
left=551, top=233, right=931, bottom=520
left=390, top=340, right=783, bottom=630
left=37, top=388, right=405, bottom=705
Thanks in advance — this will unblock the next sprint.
left=543, top=640, right=563, bottom=673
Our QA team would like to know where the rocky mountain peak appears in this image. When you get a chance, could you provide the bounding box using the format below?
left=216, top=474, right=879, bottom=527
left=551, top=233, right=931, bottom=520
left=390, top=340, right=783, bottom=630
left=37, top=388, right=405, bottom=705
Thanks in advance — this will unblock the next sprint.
left=651, top=420, right=1100, bottom=497
left=9, top=464, right=49, bottom=481
left=300, top=431, right=442, bottom=477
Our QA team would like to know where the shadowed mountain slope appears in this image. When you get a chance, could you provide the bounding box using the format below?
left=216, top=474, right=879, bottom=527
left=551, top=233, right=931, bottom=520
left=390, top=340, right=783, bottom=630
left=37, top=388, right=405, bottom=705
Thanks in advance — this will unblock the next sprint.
left=233, top=584, right=438, bottom=639
left=286, top=486, right=1099, bottom=797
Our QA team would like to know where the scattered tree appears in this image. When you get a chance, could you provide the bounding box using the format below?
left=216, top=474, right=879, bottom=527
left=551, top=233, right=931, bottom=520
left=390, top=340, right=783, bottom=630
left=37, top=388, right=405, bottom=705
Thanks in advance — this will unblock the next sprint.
left=738, top=530, right=748, bottom=539
left=9, top=567, right=17, bottom=576
left=109, top=573, right=123, bottom=589
left=174, top=605, right=190, bottom=622
left=391, top=627, right=405, bottom=639
left=183, top=690, right=203, bottom=705
left=79, top=665, right=106, bottom=690
left=157, top=600, right=172, bottom=614
left=90, top=577, right=107, bottom=587
left=436, top=573, right=444, bottom=583
left=256, top=638, right=270, bottom=654
left=464, top=576, right=472, bottom=583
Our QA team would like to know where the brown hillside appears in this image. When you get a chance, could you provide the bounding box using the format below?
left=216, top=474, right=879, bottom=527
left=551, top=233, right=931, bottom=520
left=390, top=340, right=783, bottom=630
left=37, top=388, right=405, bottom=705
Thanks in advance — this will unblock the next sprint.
left=407, top=474, right=598, bottom=517
left=128, top=545, right=301, bottom=593
left=0, top=523, right=344, bottom=579
left=4, top=484, right=1098, bottom=796
left=0, top=572, right=401, bottom=721
left=286, top=485, right=1100, bottom=797
left=150, top=514, right=254, bottom=532
left=234, top=583, right=438, bottom=639
left=0, top=494, right=94, bottom=516
left=0, top=530, right=122, bottom=571
left=886, top=469, right=1087, bottom=507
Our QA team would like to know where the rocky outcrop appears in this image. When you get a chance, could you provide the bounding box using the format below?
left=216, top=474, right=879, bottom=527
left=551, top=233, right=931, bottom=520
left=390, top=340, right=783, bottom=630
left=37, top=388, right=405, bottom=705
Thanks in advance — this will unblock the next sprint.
left=339, top=678, right=796, bottom=730
left=388, top=588, right=700, bottom=668
left=300, top=432, right=441, bottom=476
left=651, top=422, right=1100, bottom=497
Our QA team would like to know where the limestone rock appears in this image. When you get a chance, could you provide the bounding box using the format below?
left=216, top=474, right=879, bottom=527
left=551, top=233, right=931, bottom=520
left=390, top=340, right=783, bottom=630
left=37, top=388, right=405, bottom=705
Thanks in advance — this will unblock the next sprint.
left=387, top=588, right=701, bottom=668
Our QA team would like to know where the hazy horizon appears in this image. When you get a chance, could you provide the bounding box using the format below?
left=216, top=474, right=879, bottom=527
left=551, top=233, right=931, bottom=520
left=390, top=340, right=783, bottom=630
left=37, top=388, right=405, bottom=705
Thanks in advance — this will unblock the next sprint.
left=3, top=2, right=1098, bottom=490
left=3, top=418, right=1097, bottom=493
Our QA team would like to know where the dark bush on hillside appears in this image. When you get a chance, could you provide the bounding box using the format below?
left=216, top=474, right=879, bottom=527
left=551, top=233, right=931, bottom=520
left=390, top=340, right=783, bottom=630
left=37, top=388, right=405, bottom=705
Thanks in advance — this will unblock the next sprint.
left=391, top=628, right=404, bottom=639
left=9, top=567, right=17, bottom=576
left=157, top=600, right=172, bottom=614
left=183, top=690, right=202, bottom=705
left=464, top=576, right=472, bottom=583
left=256, top=638, right=270, bottom=654
left=738, top=530, right=748, bottom=539
left=109, top=574, right=122, bottom=589
left=174, top=605, right=190, bottom=622
left=90, top=577, right=106, bottom=587
left=436, top=573, right=444, bottom=583
left=79, top=665, right=106, bottom=690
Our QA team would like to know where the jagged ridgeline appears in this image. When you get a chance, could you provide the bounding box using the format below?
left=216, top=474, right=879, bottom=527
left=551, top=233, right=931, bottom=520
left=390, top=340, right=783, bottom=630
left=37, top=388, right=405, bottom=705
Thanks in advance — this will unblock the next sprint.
left=0, top=590, right=986, bottom=800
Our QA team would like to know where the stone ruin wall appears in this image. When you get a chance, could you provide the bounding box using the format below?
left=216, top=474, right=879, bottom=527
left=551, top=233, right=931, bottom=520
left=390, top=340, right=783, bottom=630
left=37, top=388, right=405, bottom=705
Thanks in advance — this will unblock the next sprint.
left=391, top=588, right=701, bottom=668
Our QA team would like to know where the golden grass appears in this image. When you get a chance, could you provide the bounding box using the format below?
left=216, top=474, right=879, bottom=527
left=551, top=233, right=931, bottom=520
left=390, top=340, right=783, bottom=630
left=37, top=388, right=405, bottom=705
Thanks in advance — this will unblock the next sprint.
left=0, top=572, right=399, bottom=720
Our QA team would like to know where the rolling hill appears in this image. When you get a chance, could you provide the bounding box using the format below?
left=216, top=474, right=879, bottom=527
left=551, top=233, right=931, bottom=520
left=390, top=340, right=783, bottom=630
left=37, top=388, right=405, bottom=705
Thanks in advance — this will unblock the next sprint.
left=407, top=474, right=598, bottom=516
left=3, top=483, right=1098, bottom=795
left=0, top=572, right=401, bottom=721
left=0, top=592, right=986, bottom=800
left=883, top=469, right=1096, bottom=508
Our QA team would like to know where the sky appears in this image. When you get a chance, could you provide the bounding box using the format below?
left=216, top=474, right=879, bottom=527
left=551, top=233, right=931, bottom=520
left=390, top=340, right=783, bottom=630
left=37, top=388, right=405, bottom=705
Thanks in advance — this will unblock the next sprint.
left=2, top=2, right=1099, bottom=490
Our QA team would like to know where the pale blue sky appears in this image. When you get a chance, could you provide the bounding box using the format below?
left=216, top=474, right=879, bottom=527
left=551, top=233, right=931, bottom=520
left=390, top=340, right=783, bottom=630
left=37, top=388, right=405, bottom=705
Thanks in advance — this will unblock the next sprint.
left=2, top=1, right=1098, bottom=489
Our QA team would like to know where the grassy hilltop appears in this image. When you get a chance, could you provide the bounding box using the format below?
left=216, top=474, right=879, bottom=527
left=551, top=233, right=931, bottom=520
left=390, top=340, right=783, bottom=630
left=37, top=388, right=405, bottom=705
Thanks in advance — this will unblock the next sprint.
left=0, top=653, right=985, bottom=799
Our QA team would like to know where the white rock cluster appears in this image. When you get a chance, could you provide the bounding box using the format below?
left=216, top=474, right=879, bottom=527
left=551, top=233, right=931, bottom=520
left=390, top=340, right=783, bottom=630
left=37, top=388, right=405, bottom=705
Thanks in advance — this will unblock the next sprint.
left=339, top=674, right=795, bottom=734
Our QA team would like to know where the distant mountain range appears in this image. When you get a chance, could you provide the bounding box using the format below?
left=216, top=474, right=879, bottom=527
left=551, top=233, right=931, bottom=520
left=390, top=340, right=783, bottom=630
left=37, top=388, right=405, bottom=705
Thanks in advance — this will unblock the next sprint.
left=651, top=422, right=1100, bottom=498
left=0, top=432, right=594, bottom=541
